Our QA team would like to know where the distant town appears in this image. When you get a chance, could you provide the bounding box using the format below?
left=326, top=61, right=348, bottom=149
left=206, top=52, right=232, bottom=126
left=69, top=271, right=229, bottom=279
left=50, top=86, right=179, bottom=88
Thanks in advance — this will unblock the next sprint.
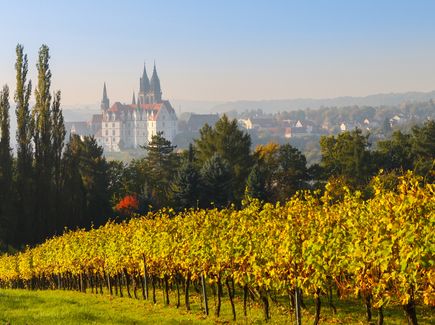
left=65, top=64, right=435, bottom=164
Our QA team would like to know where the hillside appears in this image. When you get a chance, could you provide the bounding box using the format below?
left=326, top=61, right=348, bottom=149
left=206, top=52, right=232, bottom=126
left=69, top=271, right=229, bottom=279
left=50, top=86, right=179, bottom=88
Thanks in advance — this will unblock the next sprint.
left=211, top=90, right=435, bottom=113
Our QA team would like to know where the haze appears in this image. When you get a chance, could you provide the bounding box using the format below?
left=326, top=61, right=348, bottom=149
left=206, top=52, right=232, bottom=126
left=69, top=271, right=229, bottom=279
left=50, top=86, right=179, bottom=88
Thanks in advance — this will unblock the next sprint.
left=1, top=0, right=435, bottom=106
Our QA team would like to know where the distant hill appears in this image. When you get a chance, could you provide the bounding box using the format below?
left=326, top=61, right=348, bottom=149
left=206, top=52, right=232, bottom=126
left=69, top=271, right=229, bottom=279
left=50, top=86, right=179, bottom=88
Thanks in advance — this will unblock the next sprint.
left=170, top=99, right=225, bottom=114
left=211, top=90, right=435, bottom=113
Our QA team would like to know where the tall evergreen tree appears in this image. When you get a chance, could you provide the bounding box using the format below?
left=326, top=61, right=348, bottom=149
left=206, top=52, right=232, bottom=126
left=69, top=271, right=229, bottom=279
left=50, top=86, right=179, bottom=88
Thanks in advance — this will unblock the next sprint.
left=200, top=153, right=232, bottom=209
left=61, top=135, right=111, bottom=229
left=171, top=162, right=201, bottom=211
left=14, top=44, right=33, bottom=245
left=51, top=90, right=65, bottom=230
left=142, top=132, right=178, bottom=209
left=80, top=136, right=112, bottom=226
left=245, top=163, right=267, bottom=201
left=32, top=44, right=54, bottom=243
left=0, top=85, right=13, bottom=245
left=61, top=135, right=87, bottom=229
left=195, top=115, right=252, bottom=204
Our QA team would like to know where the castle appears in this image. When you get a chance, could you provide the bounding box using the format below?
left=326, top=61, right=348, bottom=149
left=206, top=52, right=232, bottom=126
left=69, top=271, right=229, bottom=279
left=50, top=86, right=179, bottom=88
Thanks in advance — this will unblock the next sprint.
left=98, top=63, right=178, bottom=152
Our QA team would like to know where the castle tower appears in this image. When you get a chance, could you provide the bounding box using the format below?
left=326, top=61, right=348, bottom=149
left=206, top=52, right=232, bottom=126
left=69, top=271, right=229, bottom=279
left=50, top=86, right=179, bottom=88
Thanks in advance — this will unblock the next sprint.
left=148, top=62, right=162, bottom=104
left=132, top=91, right=136, bottom=105
left=101, top=82, right=110, bottom=111
left=138, top=63, right=150, bottom=104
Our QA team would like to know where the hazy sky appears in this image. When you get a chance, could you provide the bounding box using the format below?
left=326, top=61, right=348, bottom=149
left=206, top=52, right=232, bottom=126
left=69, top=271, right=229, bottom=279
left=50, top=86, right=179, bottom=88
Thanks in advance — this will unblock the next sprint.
left=1, top=0, right=435, bottom=106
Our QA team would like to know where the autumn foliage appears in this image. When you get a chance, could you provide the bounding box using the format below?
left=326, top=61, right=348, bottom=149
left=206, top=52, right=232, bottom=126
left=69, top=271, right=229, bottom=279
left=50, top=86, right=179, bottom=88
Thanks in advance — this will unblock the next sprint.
left=114, top=195, right=139, bottom=216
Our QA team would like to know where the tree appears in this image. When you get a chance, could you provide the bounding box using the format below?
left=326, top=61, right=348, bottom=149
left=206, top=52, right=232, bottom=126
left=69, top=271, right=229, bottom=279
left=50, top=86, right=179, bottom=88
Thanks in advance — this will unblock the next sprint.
left=245, top=164, right=267, bottom=201
left=410, top=121, right=435, bottom=180
left=51, top=91, right=65, bottom=191
left=114, top=195, right=140, bottom=217
left=275, top=144, right=309, bottom=201
left=171, top=144, right=201, bottom=211
left=32, top=44, right=55, bottom=242
left=375, top=131, right=413, bottom=172
left=382, top=117, right=392, bottom=136
left=0, top=85, right=13, bottom=245
left=195, top=115, right=252, bottom=204
left=51, top=90, right=66, bottom=230
left=200, top=153, right=232, bottom=209
left=61, top=135, right=87, bottom=229
left=80, top=136, right=112, bottom=226
left=107, top=160, right=128, bottom=206
left=320, top=129, right=373, bottom=188
left=14, top=44, right=34, bottom=245
left=254, top=142, right=280, bottom=201
left=171, top=162, right=201, bottom=211
left=254, top=142, right=309, bottom=202
left=61, top=135, right=111, bottom=229
left=142, top=131, right=178, bottom=209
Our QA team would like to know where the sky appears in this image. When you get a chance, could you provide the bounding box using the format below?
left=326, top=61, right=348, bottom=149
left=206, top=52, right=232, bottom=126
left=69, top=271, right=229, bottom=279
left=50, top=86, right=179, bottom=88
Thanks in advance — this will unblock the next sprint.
left=0, top=0, right=435, bottom=106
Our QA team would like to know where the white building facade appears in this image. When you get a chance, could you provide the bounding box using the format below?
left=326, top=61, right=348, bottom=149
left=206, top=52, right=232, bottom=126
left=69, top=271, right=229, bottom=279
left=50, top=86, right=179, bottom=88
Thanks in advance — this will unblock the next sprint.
left=98, top=63, right=177, bottom=152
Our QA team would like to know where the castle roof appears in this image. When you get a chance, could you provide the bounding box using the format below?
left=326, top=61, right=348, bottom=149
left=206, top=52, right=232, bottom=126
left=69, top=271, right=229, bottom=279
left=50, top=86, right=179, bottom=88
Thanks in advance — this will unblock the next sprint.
left=107, top=100, right=175, bottom=120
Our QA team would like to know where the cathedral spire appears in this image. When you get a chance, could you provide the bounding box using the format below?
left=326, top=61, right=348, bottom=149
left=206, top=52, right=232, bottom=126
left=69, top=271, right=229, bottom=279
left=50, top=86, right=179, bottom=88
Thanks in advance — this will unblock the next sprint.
left=102, top=82, right=108, bottom=101
left=142, top=62, right=150, bottom=93
left=150, top=61, right=162, bottom=103
left=101, top=82, right=110, bottom=110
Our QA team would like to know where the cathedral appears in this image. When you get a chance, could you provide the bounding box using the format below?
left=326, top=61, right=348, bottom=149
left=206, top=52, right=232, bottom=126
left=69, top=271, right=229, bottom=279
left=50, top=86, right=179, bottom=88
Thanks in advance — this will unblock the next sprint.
left=99, top=63, right=178, bottom=152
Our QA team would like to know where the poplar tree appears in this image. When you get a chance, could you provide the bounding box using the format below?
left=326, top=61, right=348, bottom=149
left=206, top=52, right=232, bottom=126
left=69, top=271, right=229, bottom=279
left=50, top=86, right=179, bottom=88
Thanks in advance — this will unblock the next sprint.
left=14, top=44, right=33, bottom=245
left=51, top=90, right=66, bottom=231
left=33, top=44, right=54, bottom=242
left=0, top=85, right=13, bottom=245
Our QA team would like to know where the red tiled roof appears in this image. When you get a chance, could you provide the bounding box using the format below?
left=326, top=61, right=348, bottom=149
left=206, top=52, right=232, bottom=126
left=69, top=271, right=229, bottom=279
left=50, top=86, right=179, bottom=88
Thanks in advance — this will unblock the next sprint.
left=108, top=102, right=165, bottom=112
left=128, top=103, right=163, bottom=110
left=108, top=102, right=125, bottom=112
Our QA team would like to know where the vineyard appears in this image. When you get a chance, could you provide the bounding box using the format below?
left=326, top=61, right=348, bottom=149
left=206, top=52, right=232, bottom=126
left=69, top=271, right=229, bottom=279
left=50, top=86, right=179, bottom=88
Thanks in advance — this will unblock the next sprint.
left=0, top=172, right=433, bottom=324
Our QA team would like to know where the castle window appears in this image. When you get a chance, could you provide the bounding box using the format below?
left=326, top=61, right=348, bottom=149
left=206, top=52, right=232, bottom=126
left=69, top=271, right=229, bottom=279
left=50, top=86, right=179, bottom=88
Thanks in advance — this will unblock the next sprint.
left=105, top=130, right=108, bottom=136
left=112, top=130, right=115, bottom=136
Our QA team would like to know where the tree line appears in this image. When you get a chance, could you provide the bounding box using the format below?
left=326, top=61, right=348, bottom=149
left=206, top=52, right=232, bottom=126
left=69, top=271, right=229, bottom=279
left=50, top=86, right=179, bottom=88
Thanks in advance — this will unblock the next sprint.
left=111, top=118, right=434, bottom=215
left=0, top=45, right=112, bottom=248
left=0, top=44, right=434, bottom=249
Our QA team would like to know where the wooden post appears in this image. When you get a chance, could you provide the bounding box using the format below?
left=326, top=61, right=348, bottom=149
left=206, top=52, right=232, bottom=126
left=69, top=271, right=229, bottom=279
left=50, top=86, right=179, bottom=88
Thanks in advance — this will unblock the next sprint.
left=142, top=254, right=149, bottom=300
left=295, top=287, right=302, bottom=325
left=201, top=274, right=209, bottom=316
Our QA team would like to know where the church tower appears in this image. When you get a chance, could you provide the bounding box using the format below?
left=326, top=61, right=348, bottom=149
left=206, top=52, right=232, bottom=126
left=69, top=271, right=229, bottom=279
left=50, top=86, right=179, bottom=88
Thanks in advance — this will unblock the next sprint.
left=101, top=82, right=110, bottom=111
left=138, top=63, right=150, bottom=104
left=148, top=62, right=162, bottom=104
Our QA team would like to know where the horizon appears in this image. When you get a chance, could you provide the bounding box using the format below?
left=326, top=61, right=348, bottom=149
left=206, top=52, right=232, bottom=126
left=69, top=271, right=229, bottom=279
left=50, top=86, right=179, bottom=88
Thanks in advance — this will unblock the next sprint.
left=1, top=1, right=435, bottom=107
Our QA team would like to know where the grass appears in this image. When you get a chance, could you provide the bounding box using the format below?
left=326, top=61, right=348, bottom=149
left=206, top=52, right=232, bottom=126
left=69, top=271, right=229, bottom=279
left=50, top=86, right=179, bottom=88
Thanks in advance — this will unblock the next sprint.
left=0, top=288, right=433, bottom=324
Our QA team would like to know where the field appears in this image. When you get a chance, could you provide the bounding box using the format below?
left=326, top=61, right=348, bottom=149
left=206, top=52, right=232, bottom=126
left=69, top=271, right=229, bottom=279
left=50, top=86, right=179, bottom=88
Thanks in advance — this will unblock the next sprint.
left=1, top=288, right=434, bottom=324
